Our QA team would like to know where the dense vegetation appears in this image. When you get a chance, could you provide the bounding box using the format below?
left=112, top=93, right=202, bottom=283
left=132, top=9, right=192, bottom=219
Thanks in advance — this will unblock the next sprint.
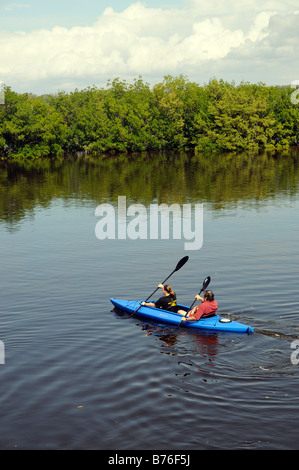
left=0, top=75, right=298, bottom=160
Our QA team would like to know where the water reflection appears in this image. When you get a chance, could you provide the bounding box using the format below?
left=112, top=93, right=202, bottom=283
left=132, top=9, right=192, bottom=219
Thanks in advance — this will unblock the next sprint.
left=113, top=306, right=220, bottom=358
left=2, top=149, right=299, bottom=450
left=1, top=149, right=299, bottom=230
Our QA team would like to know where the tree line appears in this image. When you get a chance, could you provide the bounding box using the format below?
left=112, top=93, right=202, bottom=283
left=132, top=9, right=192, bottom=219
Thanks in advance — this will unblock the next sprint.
left=0, top=75, right=298, bottom=160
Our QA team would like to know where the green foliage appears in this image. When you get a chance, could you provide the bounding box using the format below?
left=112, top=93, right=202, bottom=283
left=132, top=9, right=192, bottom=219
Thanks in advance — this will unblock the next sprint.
left=194, top=80, right=277, bottom=152
left=1, top=87, right=68, bottom=159
left=103, top=77, right=159, bottom=152
left=0, top=77, right=298, bottom=160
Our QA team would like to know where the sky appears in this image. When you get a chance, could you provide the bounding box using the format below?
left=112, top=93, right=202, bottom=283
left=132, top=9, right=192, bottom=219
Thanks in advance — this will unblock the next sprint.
left=0, top=0, right=298, bottom=94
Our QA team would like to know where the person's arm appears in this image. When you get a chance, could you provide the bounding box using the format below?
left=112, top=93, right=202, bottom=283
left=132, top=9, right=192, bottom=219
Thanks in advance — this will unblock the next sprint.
left=141, top=284, right=163, bottom=307
left=180, top=304, right=200, bottom=322
left=181, top=293, right=204, bottom=318
left=181, top=314, right=197, bottom=322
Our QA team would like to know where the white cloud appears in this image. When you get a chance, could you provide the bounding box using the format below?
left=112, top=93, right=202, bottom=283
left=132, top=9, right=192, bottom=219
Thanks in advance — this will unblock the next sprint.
left=0, top=1, right=298, bottom=93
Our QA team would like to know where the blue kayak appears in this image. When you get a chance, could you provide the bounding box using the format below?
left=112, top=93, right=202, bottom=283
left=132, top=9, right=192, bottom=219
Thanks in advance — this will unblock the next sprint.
left=110, top=298, right=254, bottom=334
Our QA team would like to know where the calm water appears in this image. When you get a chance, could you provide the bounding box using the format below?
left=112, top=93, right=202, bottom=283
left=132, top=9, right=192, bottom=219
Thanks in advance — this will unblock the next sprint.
left=0, top=150, right=299, bottom=450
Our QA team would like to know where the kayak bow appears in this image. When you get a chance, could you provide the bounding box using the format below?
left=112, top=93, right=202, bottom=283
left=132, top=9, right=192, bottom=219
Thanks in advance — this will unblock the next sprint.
left=110, top=298, right=254, bottom=334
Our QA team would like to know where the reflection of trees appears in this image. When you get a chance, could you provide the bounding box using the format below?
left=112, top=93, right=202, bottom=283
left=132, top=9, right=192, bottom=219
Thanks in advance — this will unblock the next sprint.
left=0, top=149, right=298, bottom=229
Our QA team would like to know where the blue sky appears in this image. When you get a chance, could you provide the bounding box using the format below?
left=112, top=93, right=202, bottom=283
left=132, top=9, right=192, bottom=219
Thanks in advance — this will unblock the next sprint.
left=0, top=0, right=298, bottom=94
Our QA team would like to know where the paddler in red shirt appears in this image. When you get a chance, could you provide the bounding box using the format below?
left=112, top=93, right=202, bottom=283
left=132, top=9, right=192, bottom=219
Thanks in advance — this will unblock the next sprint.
left=179, top=290, right=218, bottom=322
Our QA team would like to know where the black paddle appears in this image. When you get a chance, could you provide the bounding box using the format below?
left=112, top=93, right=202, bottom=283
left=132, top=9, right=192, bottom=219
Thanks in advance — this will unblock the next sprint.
left=178, top=275, right=211, bottom=326
left=132, top=256, right=189, bottom=316
left=188, top=276, right=211, bottom=312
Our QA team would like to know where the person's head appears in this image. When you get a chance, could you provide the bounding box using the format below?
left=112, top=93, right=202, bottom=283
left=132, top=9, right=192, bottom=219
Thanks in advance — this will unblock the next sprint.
left=163, top=284, right=175, bottom=297
left=204, top=290, right=214, bottom=301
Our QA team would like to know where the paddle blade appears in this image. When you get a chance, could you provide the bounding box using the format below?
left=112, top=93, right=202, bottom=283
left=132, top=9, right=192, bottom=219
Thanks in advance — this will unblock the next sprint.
left=186, top=275, right=211, bottom=313
left=198, top=276, right=211, bottom=296
left=202, top=275, right=211, bottom=292
left=175, top=256, right=189, bottom=272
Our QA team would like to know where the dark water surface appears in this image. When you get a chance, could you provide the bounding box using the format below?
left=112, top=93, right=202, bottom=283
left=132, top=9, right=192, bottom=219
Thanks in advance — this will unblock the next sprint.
left=0, top=150, right=299, bottom=450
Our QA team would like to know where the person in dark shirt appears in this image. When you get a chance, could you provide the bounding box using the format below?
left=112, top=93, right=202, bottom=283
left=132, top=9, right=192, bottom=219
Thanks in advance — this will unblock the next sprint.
left=141, top=284, right=177, bottom=312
